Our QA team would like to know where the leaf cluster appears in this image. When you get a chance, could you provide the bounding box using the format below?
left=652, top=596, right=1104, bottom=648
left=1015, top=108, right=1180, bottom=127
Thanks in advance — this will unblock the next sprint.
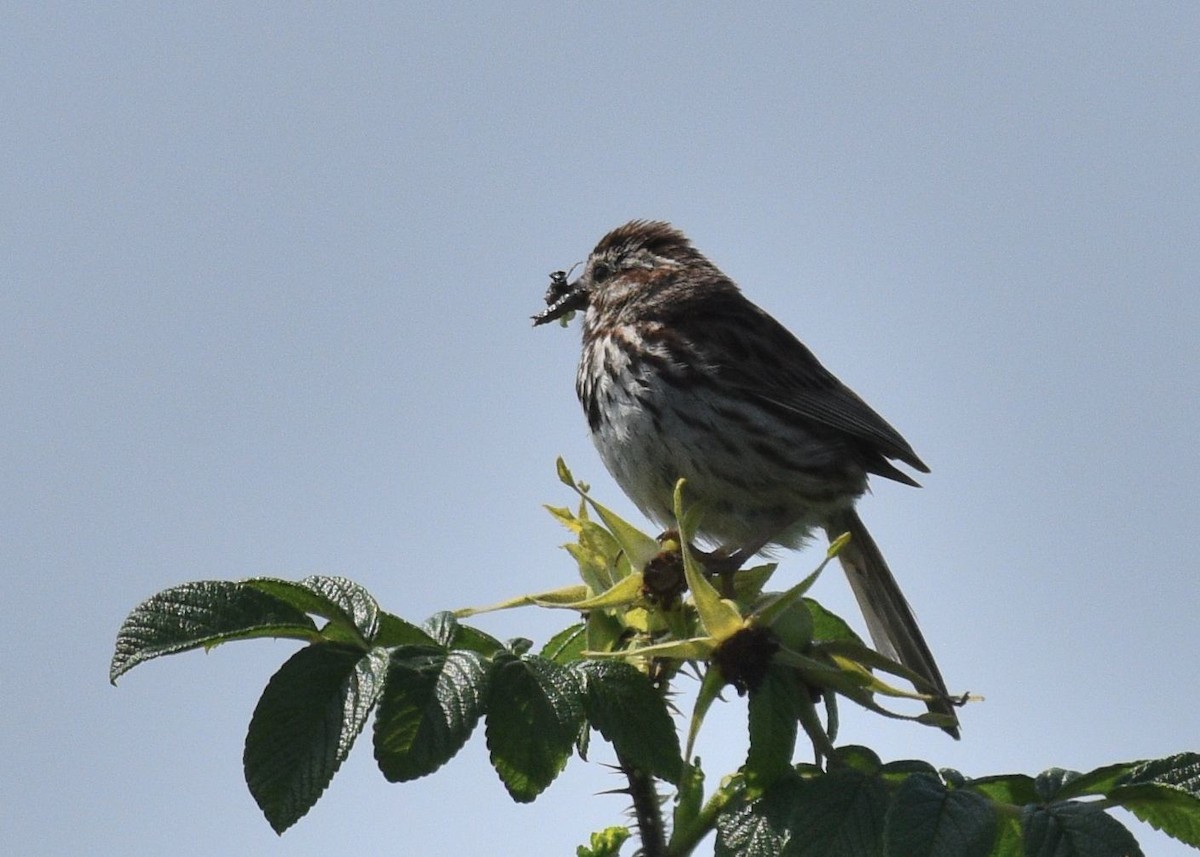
left=110, top=459, right=1200, bottom=855
left=716, top=748, right=1200, bottom=857
left=111, top=575, right=680, bottom=834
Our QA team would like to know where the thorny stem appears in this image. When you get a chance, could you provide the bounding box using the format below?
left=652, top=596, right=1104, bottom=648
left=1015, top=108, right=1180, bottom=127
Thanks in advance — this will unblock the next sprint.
left=617, top=751, right=666, bottom=857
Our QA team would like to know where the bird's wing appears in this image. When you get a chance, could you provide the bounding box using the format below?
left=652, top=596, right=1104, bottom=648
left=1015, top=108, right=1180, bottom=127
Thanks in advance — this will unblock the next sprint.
left=676, top=297, right=929, bottom=480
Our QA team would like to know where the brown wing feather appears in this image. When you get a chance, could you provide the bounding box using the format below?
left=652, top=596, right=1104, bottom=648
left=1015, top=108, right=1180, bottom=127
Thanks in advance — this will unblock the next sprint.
left=668, top=291, right=929, bottom=483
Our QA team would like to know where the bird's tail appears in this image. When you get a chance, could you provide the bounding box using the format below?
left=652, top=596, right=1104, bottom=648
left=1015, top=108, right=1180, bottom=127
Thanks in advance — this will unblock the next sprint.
left=823, top=508, right=960, bottom=738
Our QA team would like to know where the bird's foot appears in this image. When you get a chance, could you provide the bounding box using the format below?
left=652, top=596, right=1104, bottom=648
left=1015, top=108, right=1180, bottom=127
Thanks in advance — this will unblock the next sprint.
left=653, top=530, right=752, bottom=598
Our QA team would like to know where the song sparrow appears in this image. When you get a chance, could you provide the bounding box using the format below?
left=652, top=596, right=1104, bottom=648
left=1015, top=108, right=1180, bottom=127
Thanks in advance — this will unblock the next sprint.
left=533, top=220, right=957, bottom=737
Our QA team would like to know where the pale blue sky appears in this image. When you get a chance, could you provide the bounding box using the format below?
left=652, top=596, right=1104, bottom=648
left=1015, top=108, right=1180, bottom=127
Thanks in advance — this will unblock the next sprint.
left=4, top=4, right=1198, bottom=856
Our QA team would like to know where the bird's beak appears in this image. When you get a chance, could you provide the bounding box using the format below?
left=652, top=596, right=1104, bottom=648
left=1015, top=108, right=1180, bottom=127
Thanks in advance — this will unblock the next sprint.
left=532, top=270, right=589, bottom=326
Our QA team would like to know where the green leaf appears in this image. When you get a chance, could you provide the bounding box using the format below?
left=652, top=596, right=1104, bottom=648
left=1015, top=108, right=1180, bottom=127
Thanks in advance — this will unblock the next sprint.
left=1119, top=753, right=1200, bottom=793
left=745, top=665, right=803, bottom=793
left=246, top=575, right=379, bottom=645
left=774, top=648, right=939, bottom=732
left=884, top=773, right=996, bottom=857
left=545, top=503, right=584, bottom=535
left=556, top=456, right=576, bottom=487
left=110, top=580, right=318, bottom=682
left=581, top=495, right=660, bottom=572
left=373, top=611, right=438, bottom=648
left=566, top=519, right=626, bottom=592
left=538, top=574, right=644, bottom=610
left=485, top=654, right=585, bottom=802
left=373, top=646, right=488, bottom=782
left=759, top=599, right=813, bottom=653
left=719, top=770, right=889, bottom=857
left=991, top=815, right=1023, bottom=857
left=785, top=769, right=888, bottom=856
left=878, top=759, right=939, bottom=784
left=586, top=609, right=625, bottom=654
left=573, top=660, right=683, bottom=785
left=1113, top=783, right=1200, bottom=848
left=716, top=775, right=803, bottom=857
left=417, top=612, right=503, bottom=655
left=577, top=826, right=631, bottom=857
left=674, top=482, right=743, bottom=643
left=827, top=531, right=852, bottom=557
left=838, top=745, right=883, bottom=774
left=1109, top=753, right=1200, bottom=847
left=577, top=519, right=627, bottom=585
left=541, top=622, right=588, bottom=664
left=804, top=598, right=864, bottom=645
left=1034, top=767, right=1082, bottom=801
left=456, top=583, right=593, bottom=617
left=748, top=559, right=829, bottom=630
left=818, top=640, right=940, bottom=698
left=452, top=624, right=506, bottom=657
left=967, top=773, right=1039, bottom=806
left=794, top=677, right=839, bottom=761
left=243, top=644, right=388, bottom=833
left=585, top=634, right=717, bottom=663
left=1022, top=802, right=1143, bottom=857
left=422, top=611, right=462, bottom=647
left=732, top=563, right=780, bottom=601
left=940, top=767, right=966, bottom=789
left=559, top=458, right=659, bottom=572
left=1052, top=761, right=1138, bottom=799
left=824, top=685, right=840, bottom=745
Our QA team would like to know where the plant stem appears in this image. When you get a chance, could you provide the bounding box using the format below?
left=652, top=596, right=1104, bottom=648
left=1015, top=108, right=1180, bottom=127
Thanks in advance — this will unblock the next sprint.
left=665, top=781, right=740, bottom=856
left=618, top=753, right=666, bottom=857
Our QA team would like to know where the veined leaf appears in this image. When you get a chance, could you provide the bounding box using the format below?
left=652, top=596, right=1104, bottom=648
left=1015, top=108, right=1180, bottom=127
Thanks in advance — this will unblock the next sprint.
left=373, top=612, right=438, bottom=648
left=1109, top=753, right=1200, bottom=847
left=374, top=647, right=488, bottom=782
left=541, top=623, right=588, bottom=664
left=244, top=645, right=389, bottom=833
left=967, top=773, right=1039, bottom=806
left=884, top=773, right=996, bottom=857
left=715, top=775, right=800, bottom=857
left=1021, top=801, right=1143, bottom=857
left=574, top=659, right=683, bottom=784
left=485, top=654, right=585, bottom=802
left=110, top=580, right=318, bottom=682
left=745, top=665, right=802, bottom=793
left=246, top=576, right=379, bottom=645
left=788, top=769, right=889, bottom=856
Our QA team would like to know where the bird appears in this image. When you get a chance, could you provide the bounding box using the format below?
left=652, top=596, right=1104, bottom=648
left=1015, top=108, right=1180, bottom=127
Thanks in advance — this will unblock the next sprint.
left=533, top=220, right=958, bottom=737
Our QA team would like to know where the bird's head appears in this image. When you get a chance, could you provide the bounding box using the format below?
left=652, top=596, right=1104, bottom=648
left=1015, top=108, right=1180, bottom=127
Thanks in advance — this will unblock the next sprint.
left=532, top=220, right=711, bottom=326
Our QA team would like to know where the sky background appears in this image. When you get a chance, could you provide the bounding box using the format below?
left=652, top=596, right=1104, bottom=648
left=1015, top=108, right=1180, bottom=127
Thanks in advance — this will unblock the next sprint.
left=4, top=4, right=1199, bottom=856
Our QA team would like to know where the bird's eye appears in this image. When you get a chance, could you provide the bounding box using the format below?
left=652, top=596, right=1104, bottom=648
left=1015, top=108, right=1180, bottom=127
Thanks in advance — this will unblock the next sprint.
left=591, top=261, right=612, bottom=282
